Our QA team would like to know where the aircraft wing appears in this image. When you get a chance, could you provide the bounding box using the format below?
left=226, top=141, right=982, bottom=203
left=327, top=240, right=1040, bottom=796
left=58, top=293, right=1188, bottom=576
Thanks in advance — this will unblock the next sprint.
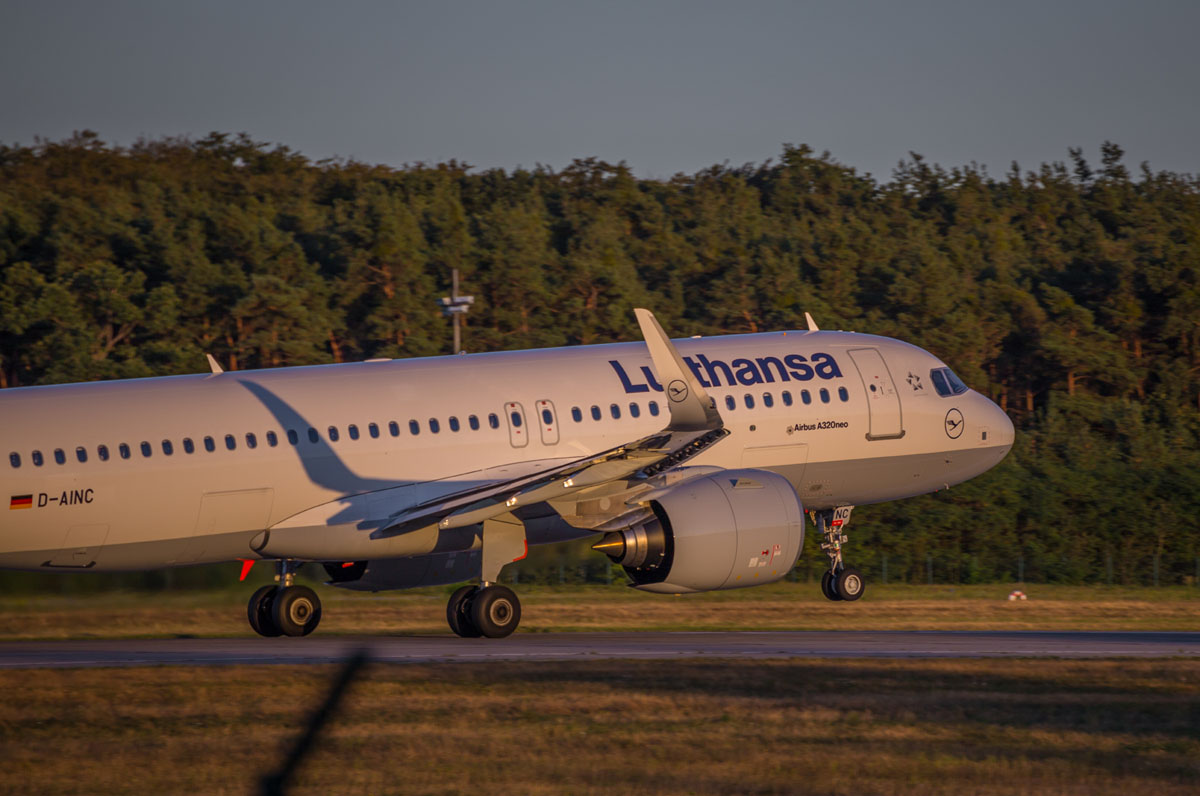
left=372, top=308, right=727, bottom=538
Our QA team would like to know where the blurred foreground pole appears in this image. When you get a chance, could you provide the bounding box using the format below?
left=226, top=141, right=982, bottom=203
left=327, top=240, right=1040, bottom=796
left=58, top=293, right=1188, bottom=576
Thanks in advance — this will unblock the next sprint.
left=261, top=650, right=369, bottom=796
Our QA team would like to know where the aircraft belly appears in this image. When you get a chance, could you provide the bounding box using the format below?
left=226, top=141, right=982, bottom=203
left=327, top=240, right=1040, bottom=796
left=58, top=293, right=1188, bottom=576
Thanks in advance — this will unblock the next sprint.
left=798, top=444, right=1011, bottom=509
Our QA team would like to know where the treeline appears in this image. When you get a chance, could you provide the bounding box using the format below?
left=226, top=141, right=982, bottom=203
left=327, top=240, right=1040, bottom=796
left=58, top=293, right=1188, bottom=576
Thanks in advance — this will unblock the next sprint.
left=1, top=131, right=1199, bottom=587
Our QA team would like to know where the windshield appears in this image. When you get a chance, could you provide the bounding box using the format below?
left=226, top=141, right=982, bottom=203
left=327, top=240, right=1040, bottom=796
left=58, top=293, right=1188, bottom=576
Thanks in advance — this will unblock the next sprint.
left=930, top=367, right=968, bottom=397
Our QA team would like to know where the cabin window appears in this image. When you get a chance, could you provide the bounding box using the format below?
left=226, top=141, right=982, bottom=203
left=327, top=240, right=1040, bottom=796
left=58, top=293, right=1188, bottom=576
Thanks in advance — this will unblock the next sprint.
left=246, top=433, right=257, bottom=449
left=469, top=415, right=480, bottom=431
left=97, top=445, right=109, bottom=461
left=763, top=392, right=774, bottom=408
left=510, top=411, right=523, bottom=428
left=801, top=390, right=812, bottom=405
left=161, top=440, right=173, bottom=456
left=610, top=404, right=621, bottom=420
left=542, top=408, right=553, bottom=425
left=725, top=395, right=736, bottom=411
left=629, top=402, right=640, bottom=418
left=782, top=391, right=793, bottom=407
left=838, top=387, right=849, bottom=402
left=225, top=435, right=236, bottom=451
left=326, top=427, right=338, bottom=443
left=182, top=439, right=194, bottom=454
left=307, top=428, right=319, bottom=443
left=590, top=406, right=601, bottom=421
left=648, top=401, right=660, bottom=417
left=348, top=424, right=360, bottom=440
left=368, top=423, right=380, bottom=439
left=489, top=413, right=500, bottom=429
left=409, top=420, right=420, bottom=436
left=76, top=446, right=88, bottom=463
left=429, top=419, right=440, bottom=434
left=571, top=407, right=583, bottom=423
left=54, top=448, right=65, bottom=465
left=120, top=444, right=132, bottom=459
left=287, top=429, right=299, bottom=445
left=8, top=452, right=19, bottom=468
left=744, top=394, right=755, bottom=409
left=819, top=388, right=830, bottom=404
left=140, top=441, right=152, bottom=457
left=32, top=450, right=43, bottom=467
left=388, top=421, right=400, bottom=437
left=449, top=417, right=460, bottom=432
left=204, top=436, right=215, bottom=452
left=265, top=431, right=278, bottom=447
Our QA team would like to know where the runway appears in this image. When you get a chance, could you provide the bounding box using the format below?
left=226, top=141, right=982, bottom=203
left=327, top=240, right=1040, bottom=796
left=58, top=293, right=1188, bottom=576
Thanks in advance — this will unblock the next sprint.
left=0, top=630, right=1197, bottom=668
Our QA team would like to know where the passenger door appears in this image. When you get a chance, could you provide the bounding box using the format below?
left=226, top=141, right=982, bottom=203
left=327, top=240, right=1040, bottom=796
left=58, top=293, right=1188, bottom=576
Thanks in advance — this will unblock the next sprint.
left=848, top=348, right=904, bottom=440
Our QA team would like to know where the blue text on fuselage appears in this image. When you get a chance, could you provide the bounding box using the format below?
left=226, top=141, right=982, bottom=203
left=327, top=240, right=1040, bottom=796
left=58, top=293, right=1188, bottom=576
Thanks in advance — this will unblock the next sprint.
left=609, top=352, right=844, bottom=394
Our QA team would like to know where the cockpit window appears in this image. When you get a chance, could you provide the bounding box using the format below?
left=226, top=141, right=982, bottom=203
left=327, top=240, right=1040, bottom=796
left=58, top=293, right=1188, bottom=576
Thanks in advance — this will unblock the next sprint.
left=930, top=367, right=968, bottom=397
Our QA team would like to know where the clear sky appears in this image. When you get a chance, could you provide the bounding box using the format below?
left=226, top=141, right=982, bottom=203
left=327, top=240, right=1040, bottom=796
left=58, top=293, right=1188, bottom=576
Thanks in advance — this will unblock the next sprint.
left=2, top=0, right=1197, bottom=181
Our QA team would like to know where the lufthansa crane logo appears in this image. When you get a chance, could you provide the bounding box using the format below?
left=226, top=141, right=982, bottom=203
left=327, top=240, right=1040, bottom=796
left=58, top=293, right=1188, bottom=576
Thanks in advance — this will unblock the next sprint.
left=666, top=379, right=689, bottom=403
left=944, top=408, right=964, bottom=439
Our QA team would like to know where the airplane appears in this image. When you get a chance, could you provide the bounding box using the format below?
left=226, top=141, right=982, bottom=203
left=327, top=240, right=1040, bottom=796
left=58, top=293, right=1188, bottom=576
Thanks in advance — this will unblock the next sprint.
left=0, top=309, right=1013, bottom=638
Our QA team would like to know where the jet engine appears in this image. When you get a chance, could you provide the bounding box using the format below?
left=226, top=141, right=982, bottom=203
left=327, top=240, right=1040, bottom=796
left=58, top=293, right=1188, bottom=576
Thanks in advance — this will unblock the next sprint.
left=593, top=468, right=805, bottom=593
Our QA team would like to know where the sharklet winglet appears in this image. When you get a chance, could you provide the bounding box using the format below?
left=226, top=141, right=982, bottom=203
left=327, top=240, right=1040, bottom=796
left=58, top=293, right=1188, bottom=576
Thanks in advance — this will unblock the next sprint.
left=633, top=308, right=723, bottom=432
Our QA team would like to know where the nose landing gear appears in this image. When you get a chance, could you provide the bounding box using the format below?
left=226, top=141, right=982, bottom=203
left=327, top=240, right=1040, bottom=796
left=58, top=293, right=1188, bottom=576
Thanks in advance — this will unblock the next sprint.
left=815, top=507, right=865, bottom=602
left=246, top=559, right=323, bottom=637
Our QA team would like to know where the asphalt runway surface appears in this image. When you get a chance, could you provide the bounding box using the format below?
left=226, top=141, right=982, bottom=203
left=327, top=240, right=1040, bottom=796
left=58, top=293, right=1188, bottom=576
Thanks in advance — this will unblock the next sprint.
left=0, top=631, right=1197, bottom=668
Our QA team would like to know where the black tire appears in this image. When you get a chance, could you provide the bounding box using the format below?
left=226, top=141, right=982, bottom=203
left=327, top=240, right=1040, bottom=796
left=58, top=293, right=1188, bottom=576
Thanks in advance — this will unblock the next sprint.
left=272, top=585, right=322, bottom=637
left=469, top=585, right=521, bottom=639
left=446, top=585, right=482, bottom=638
left=835, top=567, right=865, bottom=601
left=821, top=571, right=843, bottom=602
left=248, top=585, right=282, bottom=637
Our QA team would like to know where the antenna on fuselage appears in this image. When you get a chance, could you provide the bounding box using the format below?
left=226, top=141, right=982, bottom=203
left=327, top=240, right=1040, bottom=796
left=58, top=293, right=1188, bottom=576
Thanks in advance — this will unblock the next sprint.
left=804, top=312, right=820, bottom=332
left=206, top=354, right=224, bottom=374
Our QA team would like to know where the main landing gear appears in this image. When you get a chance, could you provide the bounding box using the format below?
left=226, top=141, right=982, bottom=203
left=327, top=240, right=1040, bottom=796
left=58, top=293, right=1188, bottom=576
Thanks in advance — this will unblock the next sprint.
left=445, top=512, right=527, bottom=639
left=247, top=559, right=323, bottom=637
left=814, top=506, right=865, bottom=602
left=446, top=582, right=522, bottom=639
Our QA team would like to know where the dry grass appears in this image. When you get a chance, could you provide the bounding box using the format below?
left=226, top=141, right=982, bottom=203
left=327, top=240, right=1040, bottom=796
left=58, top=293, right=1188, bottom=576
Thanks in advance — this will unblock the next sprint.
left=0, top=582, right=1197, bottom=640
left=1, top=658, right=1197, bottom=795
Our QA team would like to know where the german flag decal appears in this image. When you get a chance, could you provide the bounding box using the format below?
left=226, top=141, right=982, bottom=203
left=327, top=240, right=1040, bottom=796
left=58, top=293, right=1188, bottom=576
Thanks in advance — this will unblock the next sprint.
left=9, top=495, right=32, bottom=510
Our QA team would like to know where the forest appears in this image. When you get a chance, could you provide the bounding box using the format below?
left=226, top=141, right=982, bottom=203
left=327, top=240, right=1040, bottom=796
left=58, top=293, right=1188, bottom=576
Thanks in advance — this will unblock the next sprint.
left=1, top=131, right=1198, bottom=586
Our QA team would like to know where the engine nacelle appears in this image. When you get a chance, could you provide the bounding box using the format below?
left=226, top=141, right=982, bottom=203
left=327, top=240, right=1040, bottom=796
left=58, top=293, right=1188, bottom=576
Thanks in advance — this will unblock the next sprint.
left=594, top=468, right=805, bottom=593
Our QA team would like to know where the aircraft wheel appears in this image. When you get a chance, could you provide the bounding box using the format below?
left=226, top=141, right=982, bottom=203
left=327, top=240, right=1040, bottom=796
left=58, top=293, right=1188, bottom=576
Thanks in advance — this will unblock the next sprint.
left=272, top=585, right=322, bottom=637
left=835, top=567, right=865, bottom=602
left=446, top=585, right=482, bottom=638
left=820, top=571, right=843, bottom=602
left=469, top=585, right=521, bottom=639
left=248, top=585, right=282, bottom=637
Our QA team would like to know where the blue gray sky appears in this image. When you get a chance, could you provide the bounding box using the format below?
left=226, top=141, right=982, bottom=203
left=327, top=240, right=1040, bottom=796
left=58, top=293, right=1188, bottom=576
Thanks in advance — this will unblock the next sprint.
left=2, top=1, right=1197, bottom=181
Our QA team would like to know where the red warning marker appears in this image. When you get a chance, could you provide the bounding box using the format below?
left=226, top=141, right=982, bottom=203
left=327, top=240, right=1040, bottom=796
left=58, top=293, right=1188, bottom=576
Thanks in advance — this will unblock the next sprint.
left=238, top=559, right=255, bottom=581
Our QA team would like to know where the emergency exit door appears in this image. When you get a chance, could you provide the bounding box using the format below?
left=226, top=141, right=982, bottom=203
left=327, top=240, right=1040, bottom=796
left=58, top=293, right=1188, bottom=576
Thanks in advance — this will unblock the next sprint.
left=848, top=348, right=904, bottom=440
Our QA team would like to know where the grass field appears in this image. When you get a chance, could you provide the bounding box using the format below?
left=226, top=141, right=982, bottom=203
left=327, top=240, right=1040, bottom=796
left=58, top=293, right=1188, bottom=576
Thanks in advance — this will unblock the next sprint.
left=0, top=582, right=1197, bottom=640
left=2, top=657, right=1197, bottom=795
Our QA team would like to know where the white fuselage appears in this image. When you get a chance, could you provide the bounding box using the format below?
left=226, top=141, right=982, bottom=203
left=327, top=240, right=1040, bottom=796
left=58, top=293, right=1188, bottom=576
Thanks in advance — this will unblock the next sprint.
left=0, top=330, right=1013, bottom=572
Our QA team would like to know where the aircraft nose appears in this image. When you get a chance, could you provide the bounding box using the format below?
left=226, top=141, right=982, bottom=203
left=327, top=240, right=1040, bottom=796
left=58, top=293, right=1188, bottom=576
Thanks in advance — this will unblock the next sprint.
left=985, top=395, right=1015, bottom=448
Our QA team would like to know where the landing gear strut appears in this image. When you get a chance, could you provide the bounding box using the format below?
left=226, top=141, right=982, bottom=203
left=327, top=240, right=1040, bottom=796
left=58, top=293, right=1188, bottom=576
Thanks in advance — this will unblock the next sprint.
left=445, top=513, right=526, bottom=639
left=246, top=559, right=323, bottom=637
left=814, top=507, right=865, bottom=602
